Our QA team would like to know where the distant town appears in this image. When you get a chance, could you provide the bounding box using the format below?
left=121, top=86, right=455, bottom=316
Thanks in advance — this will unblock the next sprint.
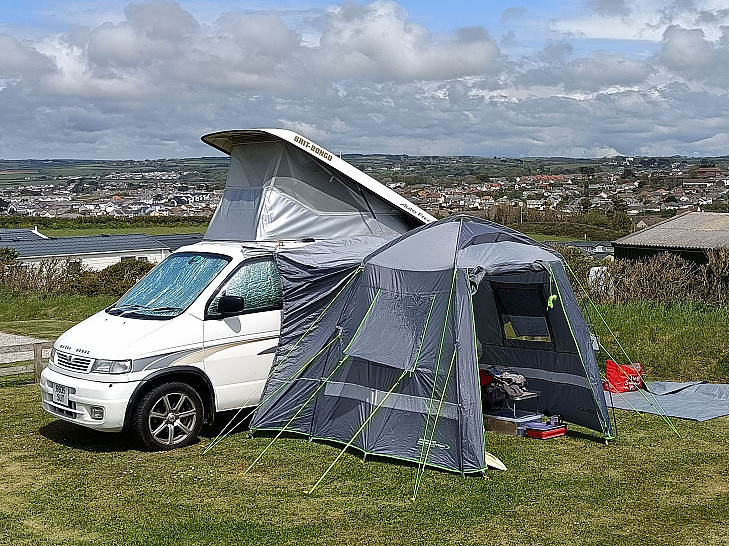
left=1, top=154, right=728, bottom=220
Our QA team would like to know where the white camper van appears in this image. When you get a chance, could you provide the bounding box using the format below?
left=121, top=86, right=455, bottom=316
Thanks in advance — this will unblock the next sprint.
left=40, top=129, right=434, bottom=450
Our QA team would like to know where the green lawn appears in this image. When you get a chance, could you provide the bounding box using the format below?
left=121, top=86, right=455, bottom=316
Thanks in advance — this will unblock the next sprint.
left=42, top=225, right=206, bottom=237
left=2, top=373, right=728, bottom=545
left=0, top=289, right=114, bottom=339
left=2, top=296, right=729, bottom=544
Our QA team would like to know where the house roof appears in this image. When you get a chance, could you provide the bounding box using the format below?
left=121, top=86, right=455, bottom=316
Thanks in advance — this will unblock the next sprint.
left=614, top=212, right=729, bottom=250
left=3, top=233, right=166, bottom=259
left=0, top=228, right=46, bottom=243
left=149, top=233, right=204, bottom=251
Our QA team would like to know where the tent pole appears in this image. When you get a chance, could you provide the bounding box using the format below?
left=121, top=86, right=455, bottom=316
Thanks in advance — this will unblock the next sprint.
left=266, top=267, right=362, bottom=381
left=413, top=268, right=458, bottom=496
left=565, top=262, right=680, bottom=437
left=543, top=261, right=613, bottom=439
left=413, top=350, right=458, bottom=500
left=357, top=294, right=439, bottom=455
left=243, top=289, right=383, bottom=475
left=241, top=353, right=352, bottom=475
left=307, top=366, right=412, bottom=495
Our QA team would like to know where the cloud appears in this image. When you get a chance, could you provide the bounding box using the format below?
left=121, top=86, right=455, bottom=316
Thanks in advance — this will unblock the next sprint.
left=1, top=0, right=729, bottom=159
left=315, top=1, right=502, bottom=81
left=501, top=7, right=527, bottom=25
left=584, top=0, right=631, bottom=17
left=0, top=34, right=56, bottom=80
left=517, top=51, right=653, bottom=92
left=536, top=40, right=573, bottom=64
left=658, top=25, right=717, bottom=75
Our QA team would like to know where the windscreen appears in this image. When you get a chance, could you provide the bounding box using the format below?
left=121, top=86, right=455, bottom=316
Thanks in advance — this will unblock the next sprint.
left=108, top=252, right=230, bottom=318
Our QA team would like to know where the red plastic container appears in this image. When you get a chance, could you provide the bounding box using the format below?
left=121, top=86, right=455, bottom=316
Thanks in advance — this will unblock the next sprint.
left=525, top=425, right=567, bottom=439
left=604, top=360, right=643, bottom=393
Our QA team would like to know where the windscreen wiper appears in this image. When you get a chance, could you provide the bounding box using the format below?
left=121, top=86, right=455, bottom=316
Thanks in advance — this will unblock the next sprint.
left=108, top=305, right=182, bottom=316
left=106, top=304, right=146, bottom=315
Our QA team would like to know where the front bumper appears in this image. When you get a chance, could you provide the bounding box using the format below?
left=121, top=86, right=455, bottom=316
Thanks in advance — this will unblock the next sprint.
left=40, top=367, right=139, bottom=432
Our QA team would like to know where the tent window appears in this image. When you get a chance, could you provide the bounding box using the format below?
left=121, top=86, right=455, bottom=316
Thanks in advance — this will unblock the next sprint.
left=493, top=284, right=552, bottom=343
left=345, top=291, right=436, bottom=371
left=207, top=258, right=282, bottom=317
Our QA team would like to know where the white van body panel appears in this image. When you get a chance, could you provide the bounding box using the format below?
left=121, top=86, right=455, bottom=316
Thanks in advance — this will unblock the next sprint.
left=202, top=310, right=280, bottom=411
left=41, top=241, right=283, bottom=431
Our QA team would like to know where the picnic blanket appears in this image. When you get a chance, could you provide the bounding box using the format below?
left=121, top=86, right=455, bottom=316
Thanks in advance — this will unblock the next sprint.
left=604, top=381, right=729, bottom=421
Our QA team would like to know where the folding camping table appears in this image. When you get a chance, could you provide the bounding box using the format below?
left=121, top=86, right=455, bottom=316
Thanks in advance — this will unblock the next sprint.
left=505, top=391, right=540, bottom=419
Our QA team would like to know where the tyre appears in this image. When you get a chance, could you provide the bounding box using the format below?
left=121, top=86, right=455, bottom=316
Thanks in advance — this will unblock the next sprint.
left=133, top=382, right=204, bottom=450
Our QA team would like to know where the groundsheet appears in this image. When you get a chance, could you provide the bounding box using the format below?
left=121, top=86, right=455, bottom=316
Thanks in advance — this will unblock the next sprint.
left=604, top=381, right=729, bottom=421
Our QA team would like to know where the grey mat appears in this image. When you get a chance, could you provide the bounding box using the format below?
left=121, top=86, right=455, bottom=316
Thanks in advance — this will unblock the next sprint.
left=604, top=381, right=729, bottom=421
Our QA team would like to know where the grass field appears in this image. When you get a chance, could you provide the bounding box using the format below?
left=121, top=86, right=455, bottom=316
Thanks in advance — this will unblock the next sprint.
left=41, top=225, right=206, bottom=238
left=2, top=295, right=729, bottom=545
left=2, top=372, right=728, bottom=545
left=0, top=289, right=114, bottom=338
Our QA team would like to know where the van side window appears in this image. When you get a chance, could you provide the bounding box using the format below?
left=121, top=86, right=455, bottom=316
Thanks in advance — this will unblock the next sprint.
left=207, top=258, right=283, bottom=316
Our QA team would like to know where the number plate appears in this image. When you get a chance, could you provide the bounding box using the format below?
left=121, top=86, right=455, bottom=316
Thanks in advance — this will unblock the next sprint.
left=54, top=383, right=69, bottom=406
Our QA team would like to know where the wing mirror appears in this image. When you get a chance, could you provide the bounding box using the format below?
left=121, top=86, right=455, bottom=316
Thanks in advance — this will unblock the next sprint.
left=217, top=295, right=245, bottom=316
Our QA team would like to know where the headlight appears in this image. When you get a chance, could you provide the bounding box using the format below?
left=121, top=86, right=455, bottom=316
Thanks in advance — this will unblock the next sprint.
left=91, top=359, right=132, bottom=374
left=49, top=347, right=56, bottom=365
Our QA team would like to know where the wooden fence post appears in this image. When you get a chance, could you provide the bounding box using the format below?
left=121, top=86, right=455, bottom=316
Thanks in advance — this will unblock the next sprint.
left=34, top=343, right=44, bottom=384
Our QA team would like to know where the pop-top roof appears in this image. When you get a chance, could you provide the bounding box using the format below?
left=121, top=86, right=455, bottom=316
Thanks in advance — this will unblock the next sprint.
left=201, top=129, right=435, bottom=242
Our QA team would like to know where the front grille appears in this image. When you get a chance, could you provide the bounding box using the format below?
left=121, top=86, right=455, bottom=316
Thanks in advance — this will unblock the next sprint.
left=56, top=351, right=93, bottom=373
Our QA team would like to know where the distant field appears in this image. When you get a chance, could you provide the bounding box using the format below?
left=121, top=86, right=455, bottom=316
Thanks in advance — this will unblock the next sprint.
left=42, top=225, right=207, bottom=237
left=525, top=233, right=575, bottom=242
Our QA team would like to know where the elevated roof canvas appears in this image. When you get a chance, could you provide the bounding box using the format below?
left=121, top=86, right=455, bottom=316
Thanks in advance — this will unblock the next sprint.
left=201, top=129, right=435, bottom=242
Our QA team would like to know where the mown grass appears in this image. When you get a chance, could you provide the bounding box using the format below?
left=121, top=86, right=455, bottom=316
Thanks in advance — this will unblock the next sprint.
left=42, top=225, right=205, bottom=237
left=1, top=373, right=728, bottom=546
left=595, top=302, right=729, bottom=382
left=0, top=288, right=113, bottom=339
left=2, top=297, right=729, bottom=544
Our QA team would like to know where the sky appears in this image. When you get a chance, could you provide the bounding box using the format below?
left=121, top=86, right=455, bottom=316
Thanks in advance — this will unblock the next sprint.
left=1, top=0, right=729, bottom=159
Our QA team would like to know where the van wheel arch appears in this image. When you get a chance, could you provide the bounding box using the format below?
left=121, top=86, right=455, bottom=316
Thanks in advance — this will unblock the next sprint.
left=123, top=367, right=216, bottom=432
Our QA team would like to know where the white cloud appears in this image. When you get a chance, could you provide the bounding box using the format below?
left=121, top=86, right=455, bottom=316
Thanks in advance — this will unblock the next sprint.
left=1, top=0, right=729, bottom=158
left=659, top=25, right=716, bottom=74
left=315, top=1, right=502, bottom=81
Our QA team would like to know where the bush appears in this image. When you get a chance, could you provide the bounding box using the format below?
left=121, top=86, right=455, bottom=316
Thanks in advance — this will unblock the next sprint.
left=0, top=259, right=83, bottom=293
left=72, top=260, right=154, bottom=296
left=0, top=258, right=154, bottom=298
left=557, top=247, right=729, bottom=307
